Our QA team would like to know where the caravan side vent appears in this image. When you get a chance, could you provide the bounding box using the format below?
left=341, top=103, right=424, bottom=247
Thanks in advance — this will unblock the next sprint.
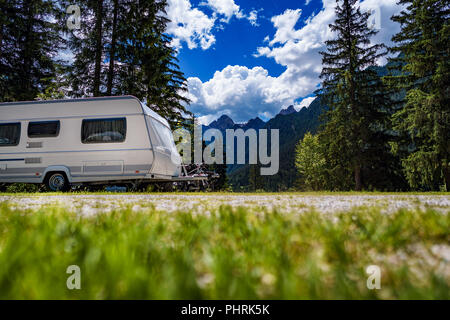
left=25, top=158, right=42, bottom=164
left=26, top=142, right=43, bottom=148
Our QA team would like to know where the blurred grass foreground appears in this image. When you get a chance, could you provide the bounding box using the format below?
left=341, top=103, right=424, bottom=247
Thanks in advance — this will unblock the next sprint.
left=0, top=203, right=448, bottom=299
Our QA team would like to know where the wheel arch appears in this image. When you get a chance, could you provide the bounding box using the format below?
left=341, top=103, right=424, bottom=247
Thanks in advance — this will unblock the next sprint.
left=42, top=166, right=73, bottom=183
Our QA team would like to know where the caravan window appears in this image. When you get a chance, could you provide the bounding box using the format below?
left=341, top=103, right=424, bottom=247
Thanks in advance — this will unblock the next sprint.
left=28, top=121, right=60, bottom=138
left=0, top=123, right=21, bottom=146
left=82, top=118, right=126, bottom=144
left=151, top=119, right=176, bottom=151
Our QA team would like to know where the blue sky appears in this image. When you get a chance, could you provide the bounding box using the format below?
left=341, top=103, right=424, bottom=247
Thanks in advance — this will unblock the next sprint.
left=166, top=0, right=404, bottom=124
left=177, top=0, right=321, bottom=82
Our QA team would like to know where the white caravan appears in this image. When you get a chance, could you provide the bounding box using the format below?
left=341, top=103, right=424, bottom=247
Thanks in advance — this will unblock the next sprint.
left=0, top=96, right=183, bottom=191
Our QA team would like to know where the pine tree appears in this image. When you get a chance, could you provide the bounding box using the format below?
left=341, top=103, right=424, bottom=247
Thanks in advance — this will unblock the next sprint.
left=0, top=0, right=16, bottom=101
left=64, top=0, right=108, bottom=97
left=213, top=162, right=229, bottom=191
left=115, top=0, right=190, bottom=126
left=65, top=0, right=190, bottom=125
left=0, top=0, right=64, bottom=102
left=106, top=0, right=119, bottom=95
left=248, top=164, right=259, bottom=191
left=385, top=0, right=449, bottom=190
left=209, top=148, right=229, bottom=191
left=318, top=0, right=387, bottom=190
left=92, top=0, right=104, bottom=97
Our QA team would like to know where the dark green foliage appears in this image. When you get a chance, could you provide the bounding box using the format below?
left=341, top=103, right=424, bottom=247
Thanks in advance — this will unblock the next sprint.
left=64, top=0, right=190, bottom=125
left=5, top=183, right=40, bottom=193
left=317, top=0, right=394, bottom=191
left=62, top=0, right=104, bottom=97
left=385, top=0, right=450, bottom=191
left=248, top=164, right=263, bottom=191
left=295, top=132, right=327, bottom=191
left=213, top=163, right=229, bottom=191
left=117, top=0, right=190, bottom=125
left=0, top=0, right=65, bottom=102
left=208, top=150, right=229, bottom=191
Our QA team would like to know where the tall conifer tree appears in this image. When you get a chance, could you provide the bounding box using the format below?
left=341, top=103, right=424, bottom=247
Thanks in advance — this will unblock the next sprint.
left=0, top=0, right=64, bottom=101
left=115, top=0, right=190, bottom=125
left=386, top=0, right=449, bottom=190
left=318, top=0, right=387, bottom=190
left=65, top=0, right=190, bottom=125
left=64, top=0, right=107, bottom=97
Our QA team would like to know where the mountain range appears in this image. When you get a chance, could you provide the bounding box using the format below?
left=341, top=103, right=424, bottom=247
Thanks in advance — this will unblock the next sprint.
left=205, top=105, right=298, bottom=132
left=202, top=98, right=325, bottom=191
left=206, top=114, right=266, bottom=132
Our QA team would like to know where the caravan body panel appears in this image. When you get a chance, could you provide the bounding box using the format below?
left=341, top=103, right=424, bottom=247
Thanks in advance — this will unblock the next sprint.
left=0, top=96, right=181, bottom=185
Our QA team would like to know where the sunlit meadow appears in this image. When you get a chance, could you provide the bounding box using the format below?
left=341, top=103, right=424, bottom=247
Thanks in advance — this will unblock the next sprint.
left=0, top=193, right=448, bottom=299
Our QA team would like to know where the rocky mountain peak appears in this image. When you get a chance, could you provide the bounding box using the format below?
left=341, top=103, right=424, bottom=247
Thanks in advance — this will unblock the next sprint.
left=209, top=115, right=235, bottom=131
left=279, top=105, right=297, bottom=116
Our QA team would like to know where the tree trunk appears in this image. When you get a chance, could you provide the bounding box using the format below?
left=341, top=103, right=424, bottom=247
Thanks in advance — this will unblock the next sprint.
left=106, top=0, right=119, bottom=96
left=354, top=163, right=362, bottom=191
left=443, top=163, right=450, bottom=192
left=22, top=2, right=34, bottom=100
left=93, top=0, right=104, bottom=97
left=345, top=0, right=361, bottom=192
left=0, top=23, right=3, bottom=57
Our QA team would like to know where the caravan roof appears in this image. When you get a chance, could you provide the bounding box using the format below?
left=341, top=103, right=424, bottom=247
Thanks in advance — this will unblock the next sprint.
left=0, top=96, right=170, bottom=127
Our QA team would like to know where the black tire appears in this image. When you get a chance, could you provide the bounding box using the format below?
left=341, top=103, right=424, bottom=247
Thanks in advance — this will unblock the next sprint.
left=45, top=172, right=70, bottom=192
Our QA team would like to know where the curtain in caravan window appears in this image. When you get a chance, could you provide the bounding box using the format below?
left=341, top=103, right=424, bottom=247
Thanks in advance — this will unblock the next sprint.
left=0, top=123, right=21, bottom=146
left=82, top=118, right=126, bottom=143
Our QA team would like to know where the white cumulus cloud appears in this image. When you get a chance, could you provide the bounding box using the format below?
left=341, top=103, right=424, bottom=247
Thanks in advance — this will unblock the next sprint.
left=268, top=8, right=304, bottom=46
left=166, top=0, right=261, bottom=51
left=166, top=0, right=216, bottom=50
left=202, top=0, right=262, bottom=26
left=203, top=0, right=242, bottom=22
left=247, top=9, right=261, bottom=26
left=186, top=65, right=304, bottom=123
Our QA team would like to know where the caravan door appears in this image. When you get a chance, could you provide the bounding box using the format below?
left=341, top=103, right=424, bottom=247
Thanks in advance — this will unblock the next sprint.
left=80, top=118, right=126, bottom=176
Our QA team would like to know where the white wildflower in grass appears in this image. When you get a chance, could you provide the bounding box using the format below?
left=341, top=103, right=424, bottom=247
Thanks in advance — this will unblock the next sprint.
left=261, top=273, right=276, bottom=286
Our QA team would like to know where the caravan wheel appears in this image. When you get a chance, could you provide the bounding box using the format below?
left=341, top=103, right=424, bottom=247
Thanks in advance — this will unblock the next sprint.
left=45, top=172, right=70, bottom=192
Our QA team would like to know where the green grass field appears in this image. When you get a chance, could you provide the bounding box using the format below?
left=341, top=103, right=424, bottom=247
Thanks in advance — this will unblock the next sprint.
left=0, top=193, right=448, bottom=299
